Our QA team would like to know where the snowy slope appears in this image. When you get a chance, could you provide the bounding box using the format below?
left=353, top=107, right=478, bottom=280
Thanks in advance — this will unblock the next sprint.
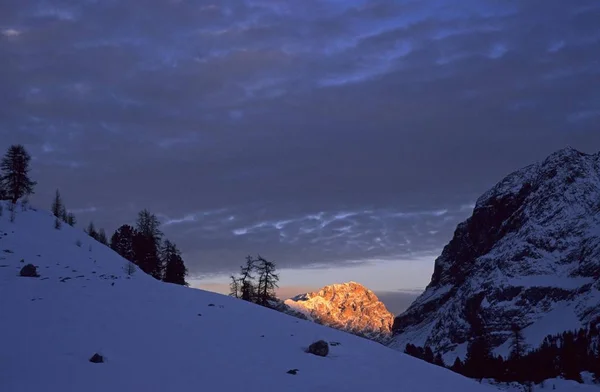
left=391, top=147, right=600, bottom=361
left=0, top=203, right=494, bottom=392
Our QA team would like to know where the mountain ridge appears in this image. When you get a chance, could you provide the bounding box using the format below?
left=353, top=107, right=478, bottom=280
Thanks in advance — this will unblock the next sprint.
left=391, top=147, right=600, bottom=361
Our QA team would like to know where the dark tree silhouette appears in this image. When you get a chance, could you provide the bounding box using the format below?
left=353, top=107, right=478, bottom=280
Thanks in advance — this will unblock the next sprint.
left=424, top=346, right=435, bottom=364
left=8, top=201, right=15, bottom=222
left=405, top=324, right=600, bottom=384
left=433, top=353, right=445, bottom=367
left=162, top=240, right=188, bottom=286
left=239, top=255, right=256, bottom=302
left=593, top=343, right=600, bottom=382
left=86, top=222, right=99, bottom=240
left=51, top=189, right=65, bottom=229
left=509, top=324, right=527, bottom=360
left=97, top=228, right=108, bottom=246
left=110, top=224, right=137, bottom=262
left=1, top=145, right=36, bottom=204
left=451, top=357, right=464, bottom=374
left=404, top=343, right=445, bottom=368
left=229, top=275, right=240, bottom=298
left=133, top=209, right=163, bottom=279
left=463, top=333, right=493, bottom=380
left=136, top=209, right=163, bottom=243
left=255, top=255, right=279, bottom=305
left=404, top=344, right=424, bottom=360
left=66, top=212, right=76, bottom=226
left=560, top=331, right=583, bottom=382
left=124, top=261, right=136, bottom=277
left=133, top=232, right=160, bottom=278
left=506, top=323, right=528, bottom=382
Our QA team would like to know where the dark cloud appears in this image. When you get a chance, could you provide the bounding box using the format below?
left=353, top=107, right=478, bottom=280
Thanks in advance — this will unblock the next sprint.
left=1, top=0, right=600, bottom=280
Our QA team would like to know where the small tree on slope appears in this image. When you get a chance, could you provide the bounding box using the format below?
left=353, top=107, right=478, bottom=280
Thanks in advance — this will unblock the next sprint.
left=124, top=261, right=136, bottom=277
left=8, top=201, right=16, bottom=222
left=66, top=212, right=76, bottom=226
left=61, top=208, right=68, bottom=223
left=51, top=189, right=65, bottom=229
left=464, top=333, right=493, bottom=380
left=162, top=240, right=188, bottom=286
left=239, top=256, right=256, bottom=302
left=508, top=323, right=528, bottom=382
left=136, top=209, right=163, bottom=243
left=0, top=181, right=6, bottom=201
left=255, top=255, right=279, bottom=306
left=509, top=324, right=527, bottom=359
left=451, top=357, right=464, bottom=374
left=97, top=228, right=108, bottom=246
left=433, top=352, right=445, bottom=367
left=1, top=145, right=36, bottom=204
left=229, top=275, right=240, bottom=298
left=134, top=209, right=163, bottom=280
left=86, top=222, right=99, bottom=240
left=593, top=343, right=600, bottom=382
left=110, top=224, right=137, bottom=262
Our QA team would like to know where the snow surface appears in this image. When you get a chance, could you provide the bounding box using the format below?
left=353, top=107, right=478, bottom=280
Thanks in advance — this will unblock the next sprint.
left=494, top=302, right=583, bottom=357
left=0, top=203, right=495, bottom=392
left=485, top=375, right=599, bottom=392
left=284, top=297, right=317, bottom=321
left=504, top=276, right=594, bottom=290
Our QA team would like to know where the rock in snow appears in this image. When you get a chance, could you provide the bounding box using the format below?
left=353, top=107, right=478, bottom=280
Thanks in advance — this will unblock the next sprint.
left=283, top=282, right=395, bottom=342
left=307, top=340, right=329, bottom=357
left=0, top=201, right=494, bottom=392
left=89, top=353, right=104, bottom=363
left=391, top=147, right=600, bottom=361
left=19, top=263, right=39, bottom=277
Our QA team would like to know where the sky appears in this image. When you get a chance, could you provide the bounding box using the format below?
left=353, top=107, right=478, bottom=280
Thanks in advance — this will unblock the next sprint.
left=1, top=1, right=600, bottom=314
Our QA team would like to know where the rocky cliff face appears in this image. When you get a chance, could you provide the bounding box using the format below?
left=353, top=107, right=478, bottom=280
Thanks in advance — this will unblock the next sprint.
left=283, top=282, right=394, bottom=342
left=391, top=147, right=600, bottom=360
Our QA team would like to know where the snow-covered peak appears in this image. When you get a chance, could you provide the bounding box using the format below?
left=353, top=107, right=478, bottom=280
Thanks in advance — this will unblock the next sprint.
left=544, top=145, right=589, bottom=161
left=0, top=202, right=494, bottom=391
left=283, top=281, right=394, bottom=342
left=476, top=147, right=598, bottom=210
left=391, top=148, right=600, bottom=361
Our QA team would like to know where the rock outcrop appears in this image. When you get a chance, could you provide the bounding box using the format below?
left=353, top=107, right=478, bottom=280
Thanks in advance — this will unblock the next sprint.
left=283, top=282, right=394, bottom=342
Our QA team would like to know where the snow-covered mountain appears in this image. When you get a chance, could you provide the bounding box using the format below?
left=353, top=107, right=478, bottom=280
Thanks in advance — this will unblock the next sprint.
left=282, top=282, right=394, bottom=342
left=0, top=202, right=493, bottom=392
left=391, top=147, right=600, bottom=361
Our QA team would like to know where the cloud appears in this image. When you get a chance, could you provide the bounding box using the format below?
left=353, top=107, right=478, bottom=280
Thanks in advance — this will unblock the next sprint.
left=70, top=207, right=98, bottom=214
left=488, top=43, right=508, bottom=59
left=1, top=0, right=599, bottom=286
left=568, top=110, right=600, bottom=123
left=1, top=28, right=21, bottom=37
left=547, top=40, right=565, bottom=53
